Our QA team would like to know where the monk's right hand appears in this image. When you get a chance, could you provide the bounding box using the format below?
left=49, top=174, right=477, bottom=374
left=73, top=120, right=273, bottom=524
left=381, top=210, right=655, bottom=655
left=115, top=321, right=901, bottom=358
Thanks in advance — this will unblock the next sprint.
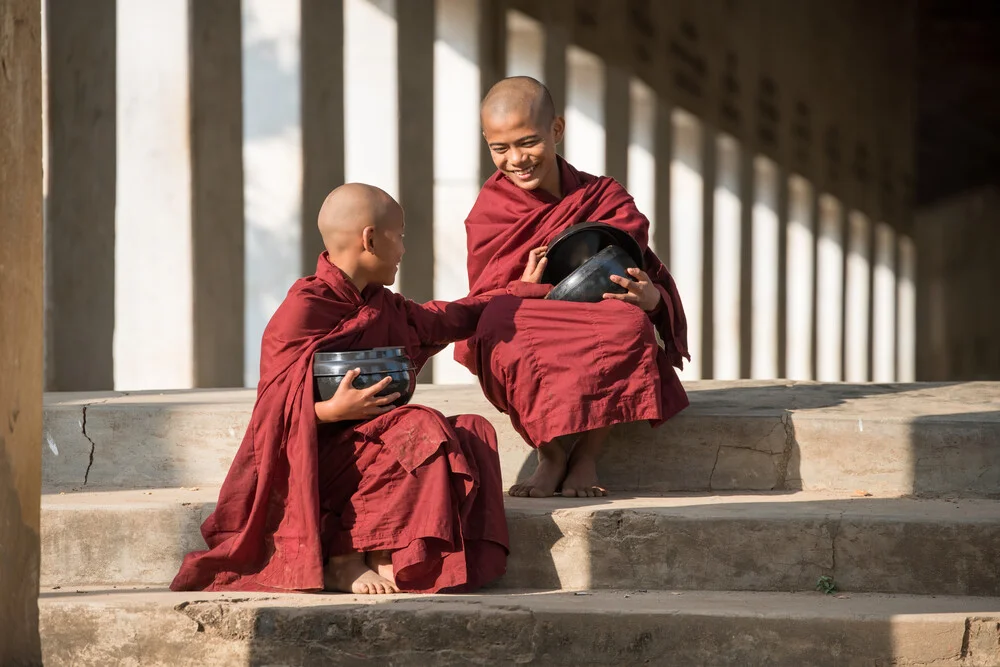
left=314, top=369, right=401, bottom=423
left=520, top=246, right=548, bottom=283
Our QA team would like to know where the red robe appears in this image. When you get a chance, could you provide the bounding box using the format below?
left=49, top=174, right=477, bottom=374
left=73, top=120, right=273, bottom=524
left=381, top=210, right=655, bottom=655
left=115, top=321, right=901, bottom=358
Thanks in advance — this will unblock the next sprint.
left=170, top=254, right=510, bottom=593
left=455, top=158, right=690, bottom=448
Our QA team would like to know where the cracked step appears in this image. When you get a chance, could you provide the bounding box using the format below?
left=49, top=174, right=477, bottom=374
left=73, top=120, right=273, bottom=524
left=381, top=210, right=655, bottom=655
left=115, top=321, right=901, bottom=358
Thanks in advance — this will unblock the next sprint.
left=38, top=587, right=1000, bottom=666
left=41, top=381, right=1000, bottom=497
left=41, top=489, right=1000, bottom=597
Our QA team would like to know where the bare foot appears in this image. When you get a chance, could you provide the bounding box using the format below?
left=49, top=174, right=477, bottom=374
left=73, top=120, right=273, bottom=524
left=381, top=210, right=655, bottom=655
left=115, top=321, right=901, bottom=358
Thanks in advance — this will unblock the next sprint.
left=324, top=552, right=399, bottom=594
left=560, top=454, right=608, bottom=497
left=508, top=441, right=567, bottom=498
left=561, top=426, right=612, bottom=498
left=365, top=550, right=396, bottom=585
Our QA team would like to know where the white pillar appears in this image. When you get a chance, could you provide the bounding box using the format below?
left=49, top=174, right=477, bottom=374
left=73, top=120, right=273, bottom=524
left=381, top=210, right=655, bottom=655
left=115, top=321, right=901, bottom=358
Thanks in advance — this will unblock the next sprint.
left=242, top=0, right=303, bottom=387
left=845, top=210, right=872, bottom=382
left=897, top=235, right=917, bottom=382
left=785, top=175, right=815, bottom=380
left=432, top=0, right=480, bottom=384
left=816, top=195, right=844, bottom=382
left=627, top=78, right=656, bottom=248
left=751, top=156, right=779, bottom=379
left=872, top=223, right=897, bottom=382
left=713, top=134, right=741, bottom=380
left=115, top=0, right=193, bottom=390
left=345, top=0, right=398, bottom=198
left=670, top=109, right=703, bottom=380
left=565, top=45, right=605, bottom=175
left=505, top=9, right=543, bottom=81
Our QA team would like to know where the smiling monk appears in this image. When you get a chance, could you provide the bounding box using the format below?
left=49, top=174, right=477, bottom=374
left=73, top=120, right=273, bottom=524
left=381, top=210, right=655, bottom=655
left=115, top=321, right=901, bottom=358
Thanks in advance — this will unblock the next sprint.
left=454, top=76, right=690, bottom=498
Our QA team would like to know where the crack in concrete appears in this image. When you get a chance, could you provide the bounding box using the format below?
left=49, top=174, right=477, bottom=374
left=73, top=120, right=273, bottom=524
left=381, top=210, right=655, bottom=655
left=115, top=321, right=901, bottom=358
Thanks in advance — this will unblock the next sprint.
left=829, top=511, right=845, bottom=574
left=81, top=405, right=96, bottom=486
left=707, top=445, right=722, bottom=491
left=775, top=413, right=796, bottom=490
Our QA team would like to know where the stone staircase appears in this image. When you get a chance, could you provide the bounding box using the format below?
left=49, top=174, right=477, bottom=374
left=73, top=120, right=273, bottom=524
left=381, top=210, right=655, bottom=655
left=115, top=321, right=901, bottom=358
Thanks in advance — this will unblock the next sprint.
left=38, top=381, right=1000, bottom=666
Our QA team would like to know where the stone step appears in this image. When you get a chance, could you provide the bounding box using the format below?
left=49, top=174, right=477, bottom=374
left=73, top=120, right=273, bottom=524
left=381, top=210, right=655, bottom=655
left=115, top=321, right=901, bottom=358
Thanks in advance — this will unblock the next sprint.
left=41, top=489, right=1000, bottom=597
left=39, top=587, right=1000, bottom=666
left=42, top=381, right=1000, bottom=497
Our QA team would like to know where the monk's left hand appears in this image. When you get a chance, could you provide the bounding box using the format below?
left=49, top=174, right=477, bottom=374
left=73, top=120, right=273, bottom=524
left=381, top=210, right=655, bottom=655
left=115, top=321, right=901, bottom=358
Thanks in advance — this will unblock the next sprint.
left=603, top=267, right=661, bottom=311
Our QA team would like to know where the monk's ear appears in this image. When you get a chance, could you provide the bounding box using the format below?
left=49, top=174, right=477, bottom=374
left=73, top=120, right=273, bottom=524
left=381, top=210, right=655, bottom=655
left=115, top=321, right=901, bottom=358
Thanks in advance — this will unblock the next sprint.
left=551, top=116, right=566, bottom=144
left=361, top=226, right=377, bottom=254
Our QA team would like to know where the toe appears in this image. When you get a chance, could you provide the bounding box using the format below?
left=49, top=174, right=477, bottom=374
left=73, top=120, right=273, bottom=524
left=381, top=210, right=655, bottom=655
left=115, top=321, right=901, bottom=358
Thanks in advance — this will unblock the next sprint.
left=561, top=487, right=578, bottom=497
left=528, top=485, right=550, bottom=498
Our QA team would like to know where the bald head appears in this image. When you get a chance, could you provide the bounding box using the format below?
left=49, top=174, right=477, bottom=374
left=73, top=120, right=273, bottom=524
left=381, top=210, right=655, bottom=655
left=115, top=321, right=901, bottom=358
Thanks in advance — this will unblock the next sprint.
left=318, top=183, right=401, bottom=253
left=481, top=76, right=555, bottom=128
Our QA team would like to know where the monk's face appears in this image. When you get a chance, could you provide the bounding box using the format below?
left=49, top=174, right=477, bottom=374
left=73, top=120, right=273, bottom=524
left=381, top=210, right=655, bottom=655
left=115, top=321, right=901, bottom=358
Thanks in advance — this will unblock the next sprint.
left=363, top=205, right=406, bottom=286
left=483, top=107, right=565, bottom=198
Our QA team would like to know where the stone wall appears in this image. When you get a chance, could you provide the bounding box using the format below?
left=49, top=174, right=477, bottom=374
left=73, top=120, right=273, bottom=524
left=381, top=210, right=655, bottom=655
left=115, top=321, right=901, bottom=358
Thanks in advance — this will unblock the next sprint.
left=0, top=0, right=44, bottom=663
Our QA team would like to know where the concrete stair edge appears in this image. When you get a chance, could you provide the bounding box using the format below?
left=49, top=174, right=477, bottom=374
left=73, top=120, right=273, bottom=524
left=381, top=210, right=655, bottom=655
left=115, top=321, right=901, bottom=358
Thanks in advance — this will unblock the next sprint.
left=40, top=488, right=1000, bottom=597
left=39, top=588, right=1000, bottom=667
left=41, top=381, right=1000, bottom=497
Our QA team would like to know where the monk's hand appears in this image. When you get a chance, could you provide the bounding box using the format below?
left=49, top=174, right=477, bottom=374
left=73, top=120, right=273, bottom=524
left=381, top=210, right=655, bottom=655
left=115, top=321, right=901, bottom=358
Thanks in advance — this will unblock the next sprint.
left=520, top=246, right=548, bottom=283
left=603, top=267, right=661, bottom=312
left=314, top=369, right=401, bottom=423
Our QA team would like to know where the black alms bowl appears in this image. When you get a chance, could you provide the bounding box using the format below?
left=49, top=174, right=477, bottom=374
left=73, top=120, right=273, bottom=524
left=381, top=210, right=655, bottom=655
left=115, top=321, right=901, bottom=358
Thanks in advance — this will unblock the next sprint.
left=545, top=245, right=639, bottom=303
left=542, top=222, right=644, bottom=286
left=313, top=346, right=416, bottom=407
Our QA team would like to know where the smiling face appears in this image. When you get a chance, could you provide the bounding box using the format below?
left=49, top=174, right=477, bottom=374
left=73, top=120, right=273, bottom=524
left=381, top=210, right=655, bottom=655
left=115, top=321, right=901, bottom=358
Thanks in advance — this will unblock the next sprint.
left=483, top=106, right=565, bottom=199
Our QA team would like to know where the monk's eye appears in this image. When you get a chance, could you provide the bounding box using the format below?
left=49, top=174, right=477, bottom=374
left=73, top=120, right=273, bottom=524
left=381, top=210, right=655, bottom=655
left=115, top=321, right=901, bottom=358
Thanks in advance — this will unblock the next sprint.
left=491, top=146, right=507, bottom=154
left=520, top=140, right=540, bottom=148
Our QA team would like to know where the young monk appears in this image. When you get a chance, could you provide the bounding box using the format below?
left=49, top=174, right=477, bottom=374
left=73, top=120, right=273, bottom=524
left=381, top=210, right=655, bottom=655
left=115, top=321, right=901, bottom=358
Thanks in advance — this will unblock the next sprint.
left=455, top=76, right=690, bottom=499
left=171, top=183, right=548, bottom=595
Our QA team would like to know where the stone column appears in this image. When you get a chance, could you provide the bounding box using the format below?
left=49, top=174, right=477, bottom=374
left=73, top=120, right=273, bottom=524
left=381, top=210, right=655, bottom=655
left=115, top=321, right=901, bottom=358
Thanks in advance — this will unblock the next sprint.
left=897, top=235, right=916, bottom=382
left=670, top=109, right=704, bottom=380
left=564, top=45, right=605, bottom=176
left=0, top=0, right=43, bottom=662
left=712, top=134, right=742, bottom=380
left=872, top=222, right=896, bottom=382
left=541, top=1, right=568, bottom=118
left=815, top=194, right=845, bottom=381
left=844, top=210, right=872, bottom=382
left=344, top=0, right=398, bottom=197
left=190, top=0, right=245, bottom=388
left=432, top=0, right=481, bottom=383
left=398, top=0, right=434, bottom=306
left=44, top=0, right=116, bottom=391
left=301, top=0, right=345, bottom=269
left=785, top=175, right=816, bottom=380
left=750, top=156, right=780, bottom=379
left=242, top=0, right=303, bottom=387
left=479, top=0, right=506, bottom=182
left=114, top=0, right=194, bottom=389
left=627, top=78, right=657, bottom=246
left=603, top=65, right=629, bottom=183
left=505, top=8, right=542, bottom=80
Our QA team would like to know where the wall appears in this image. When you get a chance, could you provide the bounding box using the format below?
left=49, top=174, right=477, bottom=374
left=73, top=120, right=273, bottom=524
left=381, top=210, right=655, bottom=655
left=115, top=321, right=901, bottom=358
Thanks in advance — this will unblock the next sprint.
left=0, top=0, right=44, bottom=663
left=916, top=186, right=1000, bottom=380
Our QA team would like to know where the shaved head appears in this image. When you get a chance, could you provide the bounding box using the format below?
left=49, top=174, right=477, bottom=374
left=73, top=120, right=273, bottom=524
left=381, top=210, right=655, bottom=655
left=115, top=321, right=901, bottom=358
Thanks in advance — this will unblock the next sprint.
left=318, top=183, right=401, bottom=253
left=481, top=76, right=555, bottom=128
left=317, top=183, right=406, bottom=289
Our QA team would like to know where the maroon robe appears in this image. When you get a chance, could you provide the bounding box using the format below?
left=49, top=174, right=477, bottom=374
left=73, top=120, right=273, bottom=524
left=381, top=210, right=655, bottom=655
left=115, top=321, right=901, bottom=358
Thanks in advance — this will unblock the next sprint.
left=170, top=254, right=510, bottom=593
left=455, top=157, right=690, bottom=448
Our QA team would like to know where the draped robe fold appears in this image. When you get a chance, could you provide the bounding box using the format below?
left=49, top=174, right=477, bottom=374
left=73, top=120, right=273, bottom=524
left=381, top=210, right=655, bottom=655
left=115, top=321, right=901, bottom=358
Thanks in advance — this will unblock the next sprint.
left=170, top=254, right=508, bottom=593
left=455, top=158, right=690, bottom=448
